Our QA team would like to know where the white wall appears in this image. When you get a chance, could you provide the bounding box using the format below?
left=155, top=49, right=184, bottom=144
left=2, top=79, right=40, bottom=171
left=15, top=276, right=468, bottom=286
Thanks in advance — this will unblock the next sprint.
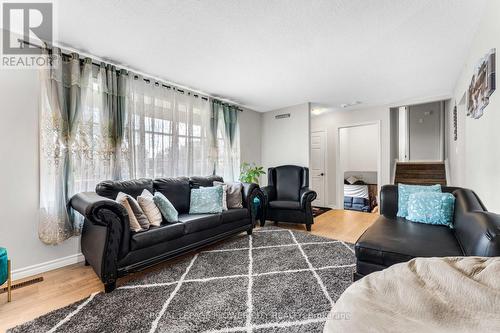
left=389, top=108, right=399, bottom=178
left=408, top=101, right=443, bottom=161
left=239, top=108, right=262, bottom=167
left=446, top=97, right=466, bottom=187
left=0, top=70, right=263, bottom=278
left=448, top=0, right=500, bottom=213
left=0, top=69, right=82, bottom=279
left=339, top=124, right=378, bottom=172
left=260, top=103, right=311, bottom=185
left=311, top=107, right=390, bottom=207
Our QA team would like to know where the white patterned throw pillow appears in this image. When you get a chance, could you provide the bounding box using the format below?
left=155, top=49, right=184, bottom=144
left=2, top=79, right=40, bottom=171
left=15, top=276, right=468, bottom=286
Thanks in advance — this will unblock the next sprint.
left=137, top=189, right=162, bottom=227
left=189, top=186, right=224, bottom=214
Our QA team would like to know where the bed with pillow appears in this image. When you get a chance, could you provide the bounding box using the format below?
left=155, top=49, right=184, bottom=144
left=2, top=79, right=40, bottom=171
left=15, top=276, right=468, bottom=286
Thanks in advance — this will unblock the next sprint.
left=343, top=171, right=377, bottom=212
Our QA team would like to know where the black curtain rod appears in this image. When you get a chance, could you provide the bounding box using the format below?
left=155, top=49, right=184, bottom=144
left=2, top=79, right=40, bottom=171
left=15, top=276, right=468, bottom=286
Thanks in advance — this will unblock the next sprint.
left=18, top=38, right=245, bottom=109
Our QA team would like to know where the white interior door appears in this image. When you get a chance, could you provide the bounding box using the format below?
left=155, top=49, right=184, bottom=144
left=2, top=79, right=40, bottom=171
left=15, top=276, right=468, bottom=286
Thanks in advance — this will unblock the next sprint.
left=310, top=131, right=326, bottom=206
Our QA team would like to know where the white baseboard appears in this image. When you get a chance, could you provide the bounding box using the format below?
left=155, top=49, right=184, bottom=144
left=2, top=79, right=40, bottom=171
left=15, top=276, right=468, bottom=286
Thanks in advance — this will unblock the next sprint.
left=12, top=253, right=85, bottom=281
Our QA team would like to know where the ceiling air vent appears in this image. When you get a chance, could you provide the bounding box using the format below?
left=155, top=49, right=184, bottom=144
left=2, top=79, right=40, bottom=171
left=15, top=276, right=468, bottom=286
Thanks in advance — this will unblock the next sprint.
left=275, top=113, right=291, bottom=119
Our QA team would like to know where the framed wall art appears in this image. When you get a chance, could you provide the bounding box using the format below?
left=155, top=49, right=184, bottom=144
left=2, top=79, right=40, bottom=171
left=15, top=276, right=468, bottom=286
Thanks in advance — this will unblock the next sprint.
left=467, top=48, right=496, bottom=119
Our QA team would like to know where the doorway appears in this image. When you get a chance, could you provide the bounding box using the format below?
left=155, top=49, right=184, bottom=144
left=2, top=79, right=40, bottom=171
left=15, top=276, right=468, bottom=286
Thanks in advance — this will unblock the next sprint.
left=393, top=101, right=445, bottom=162
left=337, top=122, right=381, bottom=211
left=310, top=130, right=327, bottom=207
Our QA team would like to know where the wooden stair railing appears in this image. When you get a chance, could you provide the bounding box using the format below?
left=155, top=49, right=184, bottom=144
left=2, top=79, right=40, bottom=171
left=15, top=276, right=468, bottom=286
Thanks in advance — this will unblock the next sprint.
left=394, top=162, right=446, bottom=186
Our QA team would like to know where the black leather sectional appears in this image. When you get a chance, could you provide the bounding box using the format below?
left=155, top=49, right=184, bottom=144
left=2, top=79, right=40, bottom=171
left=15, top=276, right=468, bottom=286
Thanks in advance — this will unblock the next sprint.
left=354, top=185, right=500, bottom=280
left=70, top=176, right=259, bottom=292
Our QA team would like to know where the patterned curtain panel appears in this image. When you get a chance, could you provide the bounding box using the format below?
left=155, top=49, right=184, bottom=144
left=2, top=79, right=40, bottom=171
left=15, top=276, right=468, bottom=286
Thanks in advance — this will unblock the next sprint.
left=212, top=100, right=241, bottom=181
left=39, top=49, right=81, bottom=245
left=39, top=51, right=129, bottom=244
left=66, top=61, right=128, bottom=230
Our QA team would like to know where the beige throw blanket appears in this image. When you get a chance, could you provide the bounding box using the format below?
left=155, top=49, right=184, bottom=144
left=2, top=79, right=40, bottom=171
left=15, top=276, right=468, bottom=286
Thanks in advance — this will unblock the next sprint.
left=324, top=257, right=500, bottom=333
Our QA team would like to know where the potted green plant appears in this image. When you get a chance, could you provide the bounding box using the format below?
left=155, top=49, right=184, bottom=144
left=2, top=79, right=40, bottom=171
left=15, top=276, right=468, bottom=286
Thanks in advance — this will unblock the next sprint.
left=239, top=162, right=265, bottom=184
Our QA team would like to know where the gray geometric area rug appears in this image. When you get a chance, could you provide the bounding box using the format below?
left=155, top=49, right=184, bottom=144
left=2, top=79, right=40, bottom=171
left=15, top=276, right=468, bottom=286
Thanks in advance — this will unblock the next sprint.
left=9, top=227, right=355, bottom=333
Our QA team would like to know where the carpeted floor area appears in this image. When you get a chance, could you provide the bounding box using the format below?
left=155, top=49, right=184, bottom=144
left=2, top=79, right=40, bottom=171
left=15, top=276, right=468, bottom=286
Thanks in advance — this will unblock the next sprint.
left=9, top=227, right=355, bottom=333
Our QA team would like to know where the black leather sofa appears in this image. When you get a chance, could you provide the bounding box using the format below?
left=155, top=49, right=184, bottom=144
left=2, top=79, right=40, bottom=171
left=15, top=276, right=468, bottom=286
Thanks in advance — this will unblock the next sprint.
left=354, top=185, right=500, bottom=280
left=261, top=165, right=317, bottom=231
left=70, top=176, right=259, bottom=292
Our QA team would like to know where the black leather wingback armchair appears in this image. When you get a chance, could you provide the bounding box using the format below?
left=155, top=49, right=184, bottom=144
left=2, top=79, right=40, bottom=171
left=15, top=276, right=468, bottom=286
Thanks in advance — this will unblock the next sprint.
left=261, top=165, right=317, bottom=231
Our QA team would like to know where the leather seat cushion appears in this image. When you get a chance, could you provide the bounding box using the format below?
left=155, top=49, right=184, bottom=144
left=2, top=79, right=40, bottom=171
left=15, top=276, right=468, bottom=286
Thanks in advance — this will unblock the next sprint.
left=269, top=200, right=301, bottom=210
left=221, top=208, right=249, bottom=224
left=178, top=213, right=222, bottom=234
left=275, top=166, right=301, bottom=201
left=130, top=223, right=185, bottom=251
left=153, top=177, right=191, bottom=213
left=189, top=176, right=224, bottom=188
left=356, top=216, right=463, bottom=267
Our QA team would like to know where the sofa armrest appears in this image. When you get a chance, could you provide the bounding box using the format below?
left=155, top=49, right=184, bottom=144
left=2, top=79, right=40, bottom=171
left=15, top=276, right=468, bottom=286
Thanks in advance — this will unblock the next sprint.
left=300, top=187, right=317, bottom=210
left=454, top=201, right=500, bottom=257
left=241, top=182, right=260, bottom=226
left=380, top=185, right=398, bottom=219
left=69, top=192, right=130, bottom=289
left=71, top=192, right=127, bottom=225
left=241, top=182, right=259, bottom=208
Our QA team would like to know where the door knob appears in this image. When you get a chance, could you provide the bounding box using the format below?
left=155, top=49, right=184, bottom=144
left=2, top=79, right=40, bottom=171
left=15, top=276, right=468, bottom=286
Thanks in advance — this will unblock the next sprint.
left=319, top=173, right=324, bottom=176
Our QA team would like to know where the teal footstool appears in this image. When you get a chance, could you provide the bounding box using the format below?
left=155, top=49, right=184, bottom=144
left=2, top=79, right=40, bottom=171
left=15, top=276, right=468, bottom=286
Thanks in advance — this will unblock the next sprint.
left=0, top=247, right=11, bottom=302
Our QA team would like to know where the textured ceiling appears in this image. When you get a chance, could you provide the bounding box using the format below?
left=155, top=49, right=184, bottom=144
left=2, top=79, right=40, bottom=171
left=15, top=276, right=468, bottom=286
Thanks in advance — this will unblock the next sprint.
left=56, top=0, right=488, bottom=111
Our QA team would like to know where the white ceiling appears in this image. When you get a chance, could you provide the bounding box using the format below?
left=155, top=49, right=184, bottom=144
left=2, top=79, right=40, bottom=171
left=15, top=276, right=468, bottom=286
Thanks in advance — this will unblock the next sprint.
left=56, top=0, right=488, bottom=112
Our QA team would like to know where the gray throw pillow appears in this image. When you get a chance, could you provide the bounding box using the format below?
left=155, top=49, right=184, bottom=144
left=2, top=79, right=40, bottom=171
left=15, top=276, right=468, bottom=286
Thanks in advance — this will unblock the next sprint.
left=116, top=192, right=150, bottom=231
left=214, top=181, right=243, bottom=209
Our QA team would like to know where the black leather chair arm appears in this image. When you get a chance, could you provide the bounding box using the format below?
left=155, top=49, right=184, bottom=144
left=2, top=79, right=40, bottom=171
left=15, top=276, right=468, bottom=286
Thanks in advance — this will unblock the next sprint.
left=69, top=192, right=130, bottom=290
left=261, top=185, right=276, bottom=204
left=300, top=187, right=317, bottom=210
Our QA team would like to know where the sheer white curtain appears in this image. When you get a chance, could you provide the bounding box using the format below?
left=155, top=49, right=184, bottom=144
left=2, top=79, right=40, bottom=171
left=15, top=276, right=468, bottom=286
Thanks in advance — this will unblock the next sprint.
left=39, top=53, right=238, bottom=245
left=122, top=77, right=214, bottom=179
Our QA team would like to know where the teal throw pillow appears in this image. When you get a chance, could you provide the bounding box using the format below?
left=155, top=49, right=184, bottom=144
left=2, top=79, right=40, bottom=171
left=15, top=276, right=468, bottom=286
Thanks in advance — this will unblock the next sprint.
left=189, top=185, right=224, bottom=214
left=153, top=192, right=179, bottom=223
left=397, top=184, right=441, bottom=218
left=406, top=192, right=455, bottom=228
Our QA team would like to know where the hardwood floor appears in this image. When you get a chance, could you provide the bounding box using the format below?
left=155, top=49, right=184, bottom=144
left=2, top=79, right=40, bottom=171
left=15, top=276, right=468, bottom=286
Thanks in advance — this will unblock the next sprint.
left=0, top=209, right=377, bottom=332
left=277, top=209, right=377, bottom=243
